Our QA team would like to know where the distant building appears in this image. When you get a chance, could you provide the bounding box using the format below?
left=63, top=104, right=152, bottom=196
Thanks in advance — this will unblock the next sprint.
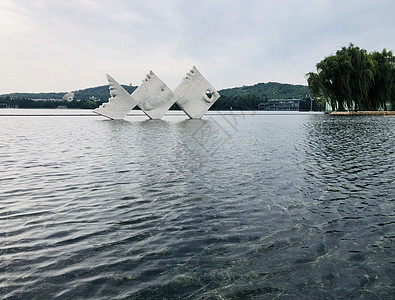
left=258, top=99, right=300, bottom=111
left=0, top=103, right=19, bottom=109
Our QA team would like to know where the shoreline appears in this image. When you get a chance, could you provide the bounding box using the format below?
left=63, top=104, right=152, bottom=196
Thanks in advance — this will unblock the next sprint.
left=0, top=109, right=324, bottom=117
left=330, top=111, right=395, bottom=116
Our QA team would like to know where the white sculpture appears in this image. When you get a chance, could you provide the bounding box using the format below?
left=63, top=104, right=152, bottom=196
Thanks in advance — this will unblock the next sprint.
left=93, top=67, right=220, bottom=120
left=174, top=66, right=220, bottom=119
left=62, top=92, right=74, bottom=102
left=93, top=74, right=138, bottom=120
left=132, top=71, right=177, bottom=119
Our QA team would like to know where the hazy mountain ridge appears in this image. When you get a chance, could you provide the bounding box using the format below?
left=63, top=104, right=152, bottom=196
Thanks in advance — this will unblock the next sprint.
left=212, top=82, right=309, bottom=110
left=0, top=82, right=310, bottom=110
left=1, top=85, right=136, bottom=101
left=1, top=82, right=308, bottom=100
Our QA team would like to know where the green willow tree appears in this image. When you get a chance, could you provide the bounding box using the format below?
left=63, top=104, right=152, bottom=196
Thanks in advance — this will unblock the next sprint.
left=369, top=49, right=395, bottom=110
left=306, top=43, right=395, bottom=111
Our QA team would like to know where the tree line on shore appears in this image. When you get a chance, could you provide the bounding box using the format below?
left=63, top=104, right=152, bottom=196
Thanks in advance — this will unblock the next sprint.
left=0, top=96, right=99, bottom=109
left=0, top=82, right=313, bottom=110
left=307, top=43, right=395, bottom=111
left=2, top=44, right=393, bottom=112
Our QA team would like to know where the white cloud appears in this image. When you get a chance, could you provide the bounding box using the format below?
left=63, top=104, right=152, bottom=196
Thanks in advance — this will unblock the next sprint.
left=1, top=0, right=394, bottom=93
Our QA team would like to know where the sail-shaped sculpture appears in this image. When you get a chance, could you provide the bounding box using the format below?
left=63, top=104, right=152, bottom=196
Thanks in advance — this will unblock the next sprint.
left=174, top=66, right=220, bottom=119
left=93, top=74, right=138, bottom=120
left=132, top=71, right=177, bottom=119
left=94, top=67, right=220, bottom=120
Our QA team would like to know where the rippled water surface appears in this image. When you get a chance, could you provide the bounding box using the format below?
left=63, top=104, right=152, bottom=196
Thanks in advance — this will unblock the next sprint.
left=1, top=111, right=394, bottom=299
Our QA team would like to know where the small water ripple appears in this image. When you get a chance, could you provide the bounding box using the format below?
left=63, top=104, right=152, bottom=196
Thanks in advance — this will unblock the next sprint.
left=0, top=114, right=394, bottom=299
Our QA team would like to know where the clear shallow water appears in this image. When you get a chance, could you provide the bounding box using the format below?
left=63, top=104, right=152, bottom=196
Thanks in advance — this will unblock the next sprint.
left=0, top=111, right=394, bottom=299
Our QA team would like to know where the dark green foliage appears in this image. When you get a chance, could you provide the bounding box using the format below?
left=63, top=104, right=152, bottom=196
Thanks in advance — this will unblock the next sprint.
left=299, top=97, right=320, bottom=111
left=74, top=85, right=137, bottom=101
left=0, top=96, right=101, bottom=109
left=82, top=101, right=98, bottom=109
left=3, top=92, right=66, bottom=100
left=213, top=82, right=309, bottom=110
left=1, top=82, right=310, bottom=110
left=369, top=49, right=395, bottom=110
left=0, top=85, right=137, bottom=109
left=2, top=85, right=136, bottom=102
left=307, top=43, right=395, bottom=111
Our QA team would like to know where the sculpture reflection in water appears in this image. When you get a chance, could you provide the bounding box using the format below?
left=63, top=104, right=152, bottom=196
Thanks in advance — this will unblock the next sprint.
left=93, top=66, right=220, bottom=120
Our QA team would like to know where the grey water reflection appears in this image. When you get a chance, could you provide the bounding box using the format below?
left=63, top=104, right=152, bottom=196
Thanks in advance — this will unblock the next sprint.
left=0, top=113, right=394, bottom=299
left=298, top=116, right=395, bottom=299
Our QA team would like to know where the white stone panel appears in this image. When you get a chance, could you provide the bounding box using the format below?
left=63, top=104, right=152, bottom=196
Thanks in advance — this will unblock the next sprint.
left=132, top=71, right=177, bottom=119
left=93, top=74, right=138, bottom=120
left=174, top=66, right=220, bottom=119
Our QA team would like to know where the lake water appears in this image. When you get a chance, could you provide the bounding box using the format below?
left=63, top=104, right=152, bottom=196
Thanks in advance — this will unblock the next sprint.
left=0, top=110, right=394, bottom=299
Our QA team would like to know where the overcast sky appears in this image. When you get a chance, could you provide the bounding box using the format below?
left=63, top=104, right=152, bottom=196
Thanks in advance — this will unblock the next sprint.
left=1, top=0, right=394, bottom=94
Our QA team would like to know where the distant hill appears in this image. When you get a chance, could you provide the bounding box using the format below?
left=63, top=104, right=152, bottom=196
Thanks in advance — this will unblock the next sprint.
left=73, top=85, right=137, bottom=101
left=2, top=85, right=136, bottom=101
left=0, top=82, right=310, bottom=110
left=212, top=82, right=309, bottom=110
